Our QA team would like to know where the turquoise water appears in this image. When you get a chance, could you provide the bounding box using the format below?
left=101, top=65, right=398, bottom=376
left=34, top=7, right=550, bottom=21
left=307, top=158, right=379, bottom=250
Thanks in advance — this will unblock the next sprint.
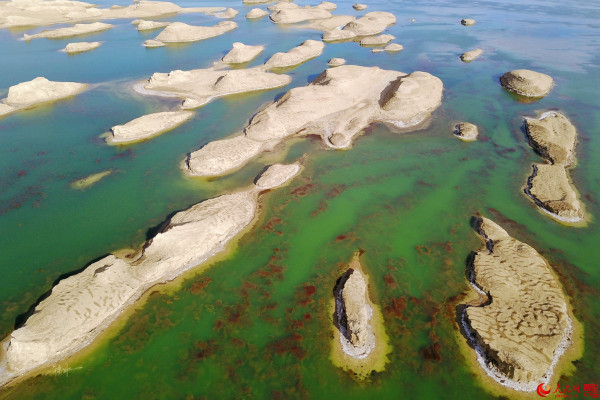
left=0, top=0, right=599, bottom=398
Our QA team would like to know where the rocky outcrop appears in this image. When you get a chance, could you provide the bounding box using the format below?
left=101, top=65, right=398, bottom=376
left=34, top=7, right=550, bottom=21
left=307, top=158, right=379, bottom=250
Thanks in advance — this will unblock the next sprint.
left=153, top=21, right=237, bottom=44
left=222, top=42, right=265, bottom=64
left=460, top=48, right=482, bottom=62
left=359, top=33, right=394, bottom=46
left=0, top=0, right=223, bottom=29
left=143, top=39, right=165, bottom=48
left=214, top=7, right=239, bottom=19
left=185, top=65, right=443, bottom=176
left=109, top=110, right=194, bottom=144
left=353, top=3, right=367, bottom=11
left=328, top=57, right=346, bottom=67
left=140, top=66, right=290, bottom=109
left=461, top=18, right=475, bottom=26
left=523, top=112, right=584, bottom=223
left=269, top=6, right=331, bottom=24
left=322, top=11, right=395, bottom=41
left=64, top=41, right=101, bottom=54
left=500, top=69, right=554, bottom=98
left=264, top=40, right=324, bottom=69
left=372, top=43, right=403, bottom=53
left=331, top=253, right=390, bottom=378
left=461, top=217, right=574, bottom=391
left=3, top=77, right=87, bottom=110
left=335, top=266, right=374, bottom=358
left=246, top=8, right=269, bottom=19
left=454, top=122, right=478, bottom=141
left=23, top=22, right=113, bottom=40
left=0, top=163, right=302, bottom=387
left=136, top=20, right=170, bottom=31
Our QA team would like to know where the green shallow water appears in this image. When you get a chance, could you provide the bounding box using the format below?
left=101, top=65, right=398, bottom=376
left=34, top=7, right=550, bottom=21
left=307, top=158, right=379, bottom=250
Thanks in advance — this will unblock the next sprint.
left=0, top=0, right=599, bottom=398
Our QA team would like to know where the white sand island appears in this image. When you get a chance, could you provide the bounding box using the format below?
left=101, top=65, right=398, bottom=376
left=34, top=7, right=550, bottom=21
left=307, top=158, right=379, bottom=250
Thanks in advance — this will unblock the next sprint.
left=0, top=77, right=88, bottom=118
left=264, top=39, right=324, bottom=69
left=63, top=41, right=101, bottom=54
left=23, top=22, right=113, bottom=40
left=0, top=163, right=301, bottom=387
left=246, top=8, right=269, bottom=19
left=108, top=110, right=194, bottom=144
left=322, top=11, right=396, bottom=41
left=138, top=65, right=291, bottom=109
left=136, top=20, right=170, bottom=31
left=185, top=65, right=443, bottom=176
left=149, top=21, right=237, bottom=45
left=222, top=42, right=265, bottom=64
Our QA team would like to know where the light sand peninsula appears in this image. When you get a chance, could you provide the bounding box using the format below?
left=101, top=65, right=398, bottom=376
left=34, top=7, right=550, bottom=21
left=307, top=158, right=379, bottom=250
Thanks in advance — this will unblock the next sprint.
left=215, top=7, right=239, bottom=19
left=70, top=169, right=113, bottom=189
left=300, top=15, right=355, bottom=32
left=331, top=253, right=390, bottom=379
left=500, top=69, right=554, bottom=98
left=222, top=42, right=265, bottom=64
left=0, top=0, right=224, bottom=29
left=460, top=48, right=482, bottom=62
left=108, top=110, right=194, bottom=144
left=139, top=66, right=291, bottom=109
left=243, top=0, right=276, bottom=4
left=523, top=112, right=584, bottom=223
left=23, top=22, right=113, bottom=40
left=353, top=3, right=367, bottom=11
left=322, top=11, right=396, bottom=41
left=267, top=2, right=300, bottom=11
left=264, top=39, right=324, bottom=69
left=318, top=1, right=337, bottom=11
left=0, top=77, right=87, bottom=119
left=461, top=217, right=576, bottom=392
left=359, top=33, right=394, bottom=46
left=151, top=21, right=237, bottom=45
left=0, top=163, right=301, bottom=387
left=454, top=122, right=478, bottom=141
left=136, top=20, right=170, bottom=31
left=185, top=65, right=443, bottom=176
left=461, top=18, right=476, bottom=26
left=63, top=41, right=101, bottom=54
left=246, top=8, right=269, bottom=19
left=328, top=57, right=346, bottom=67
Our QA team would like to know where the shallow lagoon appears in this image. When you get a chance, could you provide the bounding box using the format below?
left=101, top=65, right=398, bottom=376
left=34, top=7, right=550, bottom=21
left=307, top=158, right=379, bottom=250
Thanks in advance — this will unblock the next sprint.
left=0, top=0, right=599, bottom=398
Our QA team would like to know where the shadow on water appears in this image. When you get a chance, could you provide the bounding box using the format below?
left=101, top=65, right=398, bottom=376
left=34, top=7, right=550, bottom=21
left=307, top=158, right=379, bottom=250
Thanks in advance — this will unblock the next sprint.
left=331, top=268, right=354, bottom=343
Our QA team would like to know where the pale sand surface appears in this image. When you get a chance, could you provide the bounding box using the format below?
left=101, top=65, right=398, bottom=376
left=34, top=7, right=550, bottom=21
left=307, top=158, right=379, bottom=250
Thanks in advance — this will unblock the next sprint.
left=64, top=41, right=101, bottom=54
left=322, top=11, right=395, bottom=41
left=143, top=39, right=165, bottom=47
left=353, top=3, right=367, bottom=11
left=153, top=21, right=237, bottom=43
left=0, top=0, right=224, bottom=29
left=461, top=217, right=575, bottom=391
left=0, top=163, right=301, bottom=387
left=331, top=253, right=390, bottom=379
left=453, top=122, right=478, bottom=141
left=185, top=65, right=443, bottom=176
left=264, top=39, right=324, bottom=69
left=23, top=22, right=113, bottom=40
left=136, top=20, right=170, bottom=31
left=222, top=42, right=265, bottom=64
left=523, top=112, right=584, bottom=224
left=214, top=7, right=239, bottom=19
left=500, top=69, right=554, bottom=98
left=2, top=77, right=87, bottom=113
left=359, top=33, right=394, bottom=46
left=139, top=66, right=290, bottom=108
left=460, top=48, right=482, bottom=62
left=109, top=110, right=194, bottom=144
left=269, top=6, right=331, bottom=24
left=328, top=57, right=346, bottom=67
left=246, top=8, right=269, bottom=19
